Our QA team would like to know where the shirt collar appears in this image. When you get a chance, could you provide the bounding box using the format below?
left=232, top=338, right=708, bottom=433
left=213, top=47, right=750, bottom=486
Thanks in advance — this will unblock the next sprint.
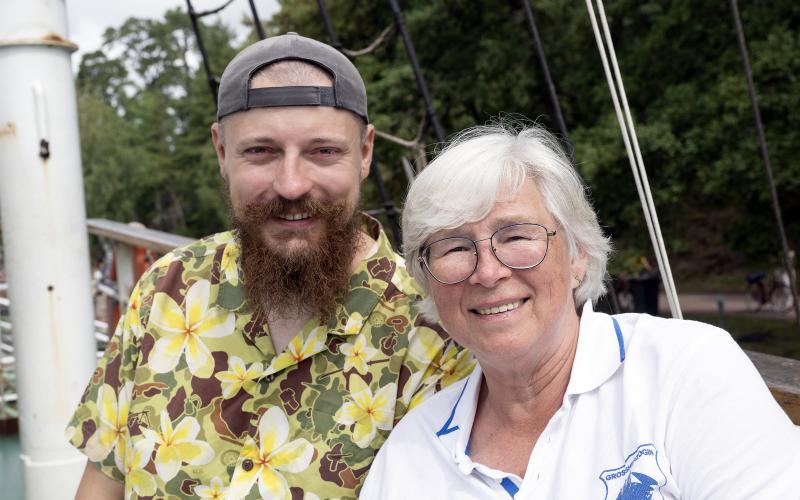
left=435, top=365, right=484, bottom=474
left=326, top=213, right=395, bottom=334
left=565, top=302, right=626, bottom=395
left=433, top=304, right=626, bottom=476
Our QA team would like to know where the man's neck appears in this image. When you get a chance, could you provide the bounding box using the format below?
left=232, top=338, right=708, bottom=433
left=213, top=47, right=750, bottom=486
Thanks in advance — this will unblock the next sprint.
left=267, top=229, right=378, bottom=354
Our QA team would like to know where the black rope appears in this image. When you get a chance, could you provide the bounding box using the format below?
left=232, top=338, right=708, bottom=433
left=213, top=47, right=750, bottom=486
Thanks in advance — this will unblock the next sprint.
left=729, top=0, right=800, bottom=330
left=248, top=0, right=266, bottom=40
left=193, top=0, right=235, bottom=17
left=316, top=0, right=343, bottom=50
left=369, top=159, right=403, bottom=250
left=186, top=0, right=220, bottom=104
left=387, top=0, right=446, bottom=143
left=521, top=0, right=572, bottom=154
left=314, top=0, right=403, bottom=244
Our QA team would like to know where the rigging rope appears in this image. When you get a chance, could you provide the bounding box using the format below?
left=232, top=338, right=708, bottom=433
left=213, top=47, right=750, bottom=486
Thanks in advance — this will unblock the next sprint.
left=192, top=0, right=235, bottom=18
left=585, top=0, right=683, bottom=319
left=342, top=25, right=395, bottom=57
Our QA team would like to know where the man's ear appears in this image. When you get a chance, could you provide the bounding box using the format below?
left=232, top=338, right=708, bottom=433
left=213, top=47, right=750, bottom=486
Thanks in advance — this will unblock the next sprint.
left=360, top=124, right=375, bottom=180
left=211, top=122, right=226, bottom=176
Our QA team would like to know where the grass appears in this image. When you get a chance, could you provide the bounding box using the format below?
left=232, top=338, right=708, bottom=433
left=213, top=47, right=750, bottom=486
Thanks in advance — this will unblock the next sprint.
left=685, top=312, right=800, bottom=360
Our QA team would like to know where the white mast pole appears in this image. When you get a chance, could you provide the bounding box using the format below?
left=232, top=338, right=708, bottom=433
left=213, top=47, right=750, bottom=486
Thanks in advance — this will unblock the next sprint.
left=0, top=0, right=96, bottom=497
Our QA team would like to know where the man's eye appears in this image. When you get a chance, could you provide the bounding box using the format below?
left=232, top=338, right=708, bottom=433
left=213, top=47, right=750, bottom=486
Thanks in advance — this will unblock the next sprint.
left=244, top=147, right=270, bottom=155
left=316, top=147, right=338, bottom=156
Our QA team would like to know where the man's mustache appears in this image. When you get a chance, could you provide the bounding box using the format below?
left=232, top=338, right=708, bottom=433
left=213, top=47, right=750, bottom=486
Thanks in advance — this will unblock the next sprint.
left=238, top=196, right=343, bottom=224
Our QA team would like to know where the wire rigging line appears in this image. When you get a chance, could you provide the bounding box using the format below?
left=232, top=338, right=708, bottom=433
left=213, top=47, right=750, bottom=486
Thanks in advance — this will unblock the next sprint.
left=585, top=0, right=682, bottom=319
left=248, top=0, right=266, bottom=40
left=521, top=0, right=570, bottom=147
left=192, top=0, right=236, bottom=18
left=387, top=0, right=446, bottom=143
left=314, top=0, right=404, bottom=246
left=729, top=0, right=800, bottom=329
left=341, top=25, right=395, bottom=57
left=186, top=0, right=221, bottom=103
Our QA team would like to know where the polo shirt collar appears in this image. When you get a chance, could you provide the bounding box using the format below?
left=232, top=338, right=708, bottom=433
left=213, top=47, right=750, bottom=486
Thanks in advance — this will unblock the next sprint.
left=566, top=302, right=626, bottom=395
left=434, top=366, right=488, bottom=475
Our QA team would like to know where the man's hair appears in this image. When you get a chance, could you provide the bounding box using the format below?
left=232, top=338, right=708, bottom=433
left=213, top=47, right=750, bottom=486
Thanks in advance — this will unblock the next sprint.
left=251, top=59, right=332, bottom=87
left=402, top=119, right=612, bottom=322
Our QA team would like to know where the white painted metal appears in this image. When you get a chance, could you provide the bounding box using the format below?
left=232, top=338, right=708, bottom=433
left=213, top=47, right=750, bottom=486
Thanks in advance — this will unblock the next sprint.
left=0, top=0, right=96, bottom=497
left=114, top=243, right=135, bottom=313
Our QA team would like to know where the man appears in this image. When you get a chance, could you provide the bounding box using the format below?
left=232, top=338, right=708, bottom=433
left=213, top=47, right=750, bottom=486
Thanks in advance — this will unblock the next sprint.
left=69, top=33, right=471, bottom=499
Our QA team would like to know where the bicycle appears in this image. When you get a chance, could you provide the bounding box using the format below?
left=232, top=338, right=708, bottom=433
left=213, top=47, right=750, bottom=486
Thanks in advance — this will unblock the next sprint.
left=745, top=269, right=794, bottom=312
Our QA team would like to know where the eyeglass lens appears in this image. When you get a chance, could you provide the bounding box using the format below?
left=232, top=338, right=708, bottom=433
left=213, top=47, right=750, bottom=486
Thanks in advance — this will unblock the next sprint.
left=424, top=224, right=552, bottom=284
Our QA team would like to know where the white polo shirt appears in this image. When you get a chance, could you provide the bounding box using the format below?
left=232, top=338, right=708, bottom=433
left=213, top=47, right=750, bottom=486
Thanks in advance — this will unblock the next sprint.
left=361, top=304, right=800, bottom=499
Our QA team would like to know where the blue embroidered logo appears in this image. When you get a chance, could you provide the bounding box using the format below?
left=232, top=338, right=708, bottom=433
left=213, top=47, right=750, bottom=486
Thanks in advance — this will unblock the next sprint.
left=600, top=444, right=666, bottom=500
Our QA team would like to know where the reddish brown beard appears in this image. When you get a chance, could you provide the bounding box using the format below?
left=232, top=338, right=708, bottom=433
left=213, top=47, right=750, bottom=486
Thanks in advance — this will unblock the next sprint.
left=228, top=193, right=363, bottom=322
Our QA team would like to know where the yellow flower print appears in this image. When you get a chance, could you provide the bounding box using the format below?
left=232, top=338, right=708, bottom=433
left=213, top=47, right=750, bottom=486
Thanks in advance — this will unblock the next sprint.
left=406, top=343, right=474, bottom=410
left=339, top=334, right=378, bottom=374
left=343, top=312, right=364, bottom=335
left=215, top=356, right=263, bottom=399
left=265, top=326, right=327, bottom=376
left=227, top=406, right=314, bottom=500
left=432, top=343, right=474, bottom=387
left=142, top=412, right=214, bottom=482
left=122, top=437, right=156, bottom=500
left=85, top=382, right=133, bottom=468
left=194, top=476, right=228, bottom=499
left=335, top=376, right=396, bottom=448
left=407, top=326, right=446, bottom=365
left=220, top=243, right=240, bottom=286
left=148, top=279, right=235, bottom=378
left=123, top=283, right=142, bottom=340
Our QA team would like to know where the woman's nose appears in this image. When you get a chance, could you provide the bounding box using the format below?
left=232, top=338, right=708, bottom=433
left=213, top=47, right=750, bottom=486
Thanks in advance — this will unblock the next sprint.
left=467, top=240, right=511, bottom=287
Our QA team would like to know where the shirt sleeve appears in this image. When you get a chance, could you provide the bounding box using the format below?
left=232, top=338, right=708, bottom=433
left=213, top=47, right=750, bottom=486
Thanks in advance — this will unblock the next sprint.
left=64, top=278, right=147, bottom=482
left=664, top=327, right=800, bottom=499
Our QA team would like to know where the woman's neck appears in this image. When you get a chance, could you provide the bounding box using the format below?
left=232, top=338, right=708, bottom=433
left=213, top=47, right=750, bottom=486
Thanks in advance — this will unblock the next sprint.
left=478, top=317, right=580, bottom=428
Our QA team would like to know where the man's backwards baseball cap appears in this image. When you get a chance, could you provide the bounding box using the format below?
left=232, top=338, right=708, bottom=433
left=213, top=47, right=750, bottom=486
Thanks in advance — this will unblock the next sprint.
left=216, top=32, right=368, bottom=122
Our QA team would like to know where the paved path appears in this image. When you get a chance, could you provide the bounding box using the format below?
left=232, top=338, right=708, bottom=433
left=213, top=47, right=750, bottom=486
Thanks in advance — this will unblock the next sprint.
left=660, top=292, right=796, bottom=320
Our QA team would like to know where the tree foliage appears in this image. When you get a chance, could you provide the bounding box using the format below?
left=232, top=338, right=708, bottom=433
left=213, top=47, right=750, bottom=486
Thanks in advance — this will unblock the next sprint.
left=78, top=1, right=800, bottom=280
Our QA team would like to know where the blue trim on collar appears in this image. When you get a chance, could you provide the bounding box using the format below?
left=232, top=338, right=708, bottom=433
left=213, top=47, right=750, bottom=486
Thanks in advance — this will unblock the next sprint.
left=436, top=377, right=471, bottom=437
left=612, top=317, right=625, bottom=362
left=500, top=477, right=519, bottom=497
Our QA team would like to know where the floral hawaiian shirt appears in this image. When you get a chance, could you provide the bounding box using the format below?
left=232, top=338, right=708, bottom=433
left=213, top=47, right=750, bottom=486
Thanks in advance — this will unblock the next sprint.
left=66, top=216, right=473, bottom=500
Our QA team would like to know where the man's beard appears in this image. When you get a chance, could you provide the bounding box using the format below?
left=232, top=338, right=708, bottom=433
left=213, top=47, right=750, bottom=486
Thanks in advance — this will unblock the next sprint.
left=226, top=190, right=363, bottom=321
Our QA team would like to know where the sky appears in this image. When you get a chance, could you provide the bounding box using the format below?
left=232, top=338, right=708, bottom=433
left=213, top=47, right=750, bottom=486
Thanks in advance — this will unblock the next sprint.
left=65, top=0, right=279, bottom=71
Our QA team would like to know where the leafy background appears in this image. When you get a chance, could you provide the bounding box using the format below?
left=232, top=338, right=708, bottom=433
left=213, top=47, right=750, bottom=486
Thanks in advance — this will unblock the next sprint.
left=77, top=0, right=800, bottom=288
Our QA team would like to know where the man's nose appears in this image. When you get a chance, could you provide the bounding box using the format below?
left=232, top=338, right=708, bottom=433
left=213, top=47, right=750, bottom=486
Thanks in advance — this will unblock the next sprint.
left=467, top=239, right=511, bottom=287
left=273, top=154, right=313, bottom=200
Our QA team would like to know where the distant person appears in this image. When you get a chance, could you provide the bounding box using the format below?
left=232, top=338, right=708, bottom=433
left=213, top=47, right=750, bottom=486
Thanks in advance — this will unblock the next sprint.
left=69, top=33, right=469, bottom=499
left=361, top=121, right=800, bottom=499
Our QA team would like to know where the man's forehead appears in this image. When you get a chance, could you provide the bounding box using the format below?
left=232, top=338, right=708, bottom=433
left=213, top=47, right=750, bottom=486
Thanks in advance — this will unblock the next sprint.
left=224, top=105, right=361, bottom=143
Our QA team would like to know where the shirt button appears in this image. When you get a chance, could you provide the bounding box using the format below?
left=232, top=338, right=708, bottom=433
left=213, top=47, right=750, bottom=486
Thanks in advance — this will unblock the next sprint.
left=242, top=458, right=254, bottom=471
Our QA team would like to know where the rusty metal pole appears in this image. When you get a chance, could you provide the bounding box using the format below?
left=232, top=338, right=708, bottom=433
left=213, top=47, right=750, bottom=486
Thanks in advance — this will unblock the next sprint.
left=0, top=0, right=96, bottom=497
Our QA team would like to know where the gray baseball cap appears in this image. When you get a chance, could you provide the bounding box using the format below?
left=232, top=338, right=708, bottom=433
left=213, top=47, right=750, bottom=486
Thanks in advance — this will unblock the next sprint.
left=216, top=32, right=368, bottom=122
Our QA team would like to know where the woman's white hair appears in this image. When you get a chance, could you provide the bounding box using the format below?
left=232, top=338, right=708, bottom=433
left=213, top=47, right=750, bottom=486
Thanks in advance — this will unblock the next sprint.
left=403, top=120, right=611, bottom=322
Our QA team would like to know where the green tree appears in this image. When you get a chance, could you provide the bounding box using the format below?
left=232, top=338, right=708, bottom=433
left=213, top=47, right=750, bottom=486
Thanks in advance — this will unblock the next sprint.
left=79, top=1, right=799, bottom=283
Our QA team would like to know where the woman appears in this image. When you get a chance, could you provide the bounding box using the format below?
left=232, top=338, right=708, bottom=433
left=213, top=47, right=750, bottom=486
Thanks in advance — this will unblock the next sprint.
left=360, top=122, right=799, bottom=499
